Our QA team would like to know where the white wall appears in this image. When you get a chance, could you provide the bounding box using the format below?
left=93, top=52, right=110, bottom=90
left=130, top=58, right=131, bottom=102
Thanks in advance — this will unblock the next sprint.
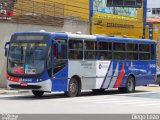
left=0, top=19, right=89, bottom=88
left=147, top=0, right=160, bottom=17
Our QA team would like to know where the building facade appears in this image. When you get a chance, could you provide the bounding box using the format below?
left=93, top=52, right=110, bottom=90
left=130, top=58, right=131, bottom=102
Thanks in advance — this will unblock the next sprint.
left=91, top=0, right=146, bottom=39
left=0, top=0, right=90, bottom=88
left=147, top=0, right=160, bottom=17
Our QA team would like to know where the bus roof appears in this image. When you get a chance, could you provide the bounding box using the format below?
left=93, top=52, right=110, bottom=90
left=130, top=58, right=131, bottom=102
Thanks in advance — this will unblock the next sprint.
left=13, top=31, right=156, bottom=44
left=54, top=32, right=156, bottom=44
left=95, top=35, right=156, bottom=44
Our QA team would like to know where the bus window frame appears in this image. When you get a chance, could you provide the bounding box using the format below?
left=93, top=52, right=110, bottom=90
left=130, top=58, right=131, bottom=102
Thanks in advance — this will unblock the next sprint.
left=97, top=41, right=113, bottom=61
left=84, top=40, right=97, bottom=60
left=126, top=43, right=139, bottom=60
left=52, top=39, right=68, bottom=75
left=67, top=38, right=156, bottom=62
left=113, top=42, right=126, bottom=60
left=68, top=39, right=84, bottom=60
left=138, top=43, right=152, bottom=61
left=53, top=39, right=68, bottom=60
left=151, top=44, right=156, bottom=60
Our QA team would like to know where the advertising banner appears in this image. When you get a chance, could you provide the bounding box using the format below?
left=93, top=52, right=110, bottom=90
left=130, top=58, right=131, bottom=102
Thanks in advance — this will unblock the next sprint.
left=91, top=0, right=145, bottom=38
left=0, top=0, right=15, bottom=19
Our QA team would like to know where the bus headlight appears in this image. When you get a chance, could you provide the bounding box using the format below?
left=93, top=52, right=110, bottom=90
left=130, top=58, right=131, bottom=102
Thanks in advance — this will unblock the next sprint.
left=37, top=79, right=43, bottom=82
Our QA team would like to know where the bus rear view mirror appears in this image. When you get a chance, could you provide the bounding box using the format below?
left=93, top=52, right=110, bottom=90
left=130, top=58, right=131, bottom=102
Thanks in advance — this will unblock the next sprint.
left=4, top=41, right=10, bottom=57
left=5, top=48, right=8, bottom=57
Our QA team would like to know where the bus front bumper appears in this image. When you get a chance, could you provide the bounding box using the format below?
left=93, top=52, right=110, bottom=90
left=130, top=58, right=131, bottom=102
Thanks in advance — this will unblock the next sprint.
left=7, top=79, right=52, bottom=92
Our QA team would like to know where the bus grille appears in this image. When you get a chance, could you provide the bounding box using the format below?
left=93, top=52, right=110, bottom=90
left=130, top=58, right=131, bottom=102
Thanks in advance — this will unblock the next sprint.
left=9, top=85, right=41, bottom=89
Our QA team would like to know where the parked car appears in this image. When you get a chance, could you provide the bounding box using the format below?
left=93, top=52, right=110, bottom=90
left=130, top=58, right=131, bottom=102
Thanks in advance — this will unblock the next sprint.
left=156, top=66, right=160, bottom=86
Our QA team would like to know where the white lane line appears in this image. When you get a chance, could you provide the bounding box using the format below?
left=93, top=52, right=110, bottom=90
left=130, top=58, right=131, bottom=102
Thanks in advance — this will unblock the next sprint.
left=115, top=101, right=157, bottom=105
left=53, top=96, right=118, bottom=102
left=91, top=100, right=141, bottom=104
left=0, top=94, right=25, bottom=98
left=117, top=91, right=160, bottom=96
left=89, top=99, right=160, bottom=107
left=67, top=97, right=159, bottom=106
left=54, top=97, right=120, bottom=103
left=56, top=97, right=143, bottom=103
left=137, top=102, right=160, bottom=107
left=74, top=98, right=121, bottom=103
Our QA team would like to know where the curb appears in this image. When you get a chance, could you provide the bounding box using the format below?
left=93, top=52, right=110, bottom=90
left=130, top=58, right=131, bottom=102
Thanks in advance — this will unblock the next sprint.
left=148, top=84, right=160, bottom=87
left=0, top=89, right=30, bottom=95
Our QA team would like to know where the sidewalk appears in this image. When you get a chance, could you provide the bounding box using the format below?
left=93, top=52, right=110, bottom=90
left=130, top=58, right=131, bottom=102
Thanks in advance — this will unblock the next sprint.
left=0, top=88, right=30, bottom=95
left=136, top=84, right=160, bottom=91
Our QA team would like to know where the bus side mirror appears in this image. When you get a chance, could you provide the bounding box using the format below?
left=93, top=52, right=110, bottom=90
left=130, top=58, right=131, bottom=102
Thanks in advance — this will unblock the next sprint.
left=5, top=48, right=8, bottom=57
left=5, top=41, right=10, bottom=57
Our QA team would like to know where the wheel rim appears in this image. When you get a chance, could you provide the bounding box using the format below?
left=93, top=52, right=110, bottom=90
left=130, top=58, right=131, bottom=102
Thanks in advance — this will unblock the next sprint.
left=69, top=82, right=77, bottom=94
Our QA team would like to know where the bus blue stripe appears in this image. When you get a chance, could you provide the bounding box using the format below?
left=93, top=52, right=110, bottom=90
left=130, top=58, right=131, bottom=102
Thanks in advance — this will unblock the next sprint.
left=101, top=61, right=112, bottom=89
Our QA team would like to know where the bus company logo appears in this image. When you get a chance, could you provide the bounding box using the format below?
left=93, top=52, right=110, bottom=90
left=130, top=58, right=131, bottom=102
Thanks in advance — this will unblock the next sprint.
left=81, top=61, right=93, bottom=67
left=19, top=78, right=32, bottom=82
left=99, top=63, right=109, bottom=69
left=149, top=64, right=156, bottom=68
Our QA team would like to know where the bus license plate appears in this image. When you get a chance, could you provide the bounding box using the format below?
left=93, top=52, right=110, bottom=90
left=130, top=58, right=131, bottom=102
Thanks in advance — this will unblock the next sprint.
left=20, top=82, right=28, bottom=86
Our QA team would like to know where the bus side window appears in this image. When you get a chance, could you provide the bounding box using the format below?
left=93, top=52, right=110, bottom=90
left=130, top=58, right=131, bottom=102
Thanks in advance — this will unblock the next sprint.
left=61, top=44, right=67, bottom=59
left=151, top=44, right=155, bottom=60
left=98, top=41, right=112, bottom=60
left=47, top=47, right=52, bottom=77
left=69, top=40, right=83, bottom=60
left=139, top=44, right=150, bottom=60
left=84, top=41, right=97, bottom=60
left=53, top=40, right=67, bottom=59
left=127, top=43, right=138, bottom=60
left=53, top=40, right=67, bottom=74
left=113, top=42, right=126, bottom=60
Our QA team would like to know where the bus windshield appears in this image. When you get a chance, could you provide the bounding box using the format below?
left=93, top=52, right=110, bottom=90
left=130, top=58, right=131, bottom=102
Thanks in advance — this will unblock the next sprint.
left=8, top=43, right=47, bottom=75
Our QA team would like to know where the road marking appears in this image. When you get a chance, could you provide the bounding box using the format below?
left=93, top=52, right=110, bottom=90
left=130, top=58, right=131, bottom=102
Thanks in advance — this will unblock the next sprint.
left=0, top=94, right=24, bottom=98
left=52, top=95, right=117, bottom=102
left=74, top=98, right=160, bottom=107
left=73, top=98, right=121, bottom=103
left=117, top=101, right=154, bottom=105
left=49, top=95, right=160, bottom=107
left=1, top=91, right=160, bottom=108
left=117, top=91, right=160, bottom=96
left=94, top=100, right=141, bottom=104
left=138, top=102, right=160, bottom=107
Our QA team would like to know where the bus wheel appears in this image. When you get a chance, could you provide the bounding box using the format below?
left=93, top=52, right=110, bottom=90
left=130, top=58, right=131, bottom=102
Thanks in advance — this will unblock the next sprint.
left=65, top=78, right=78, bottom=97
left=125, top=76, right=135, bottom=93
left=32, top=90, right=44, bottom=97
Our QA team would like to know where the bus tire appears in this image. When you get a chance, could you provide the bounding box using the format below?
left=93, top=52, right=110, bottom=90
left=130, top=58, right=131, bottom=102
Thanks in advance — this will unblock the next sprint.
left=125, top=76, right=135, bottom=93
left=65, top=78, right=79, bottom=97
left=32, top=90, right=44, bottom=97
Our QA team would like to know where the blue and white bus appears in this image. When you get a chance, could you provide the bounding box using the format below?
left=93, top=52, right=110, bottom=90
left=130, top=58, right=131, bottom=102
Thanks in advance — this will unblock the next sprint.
left=5, top=31, right=157, bottom=97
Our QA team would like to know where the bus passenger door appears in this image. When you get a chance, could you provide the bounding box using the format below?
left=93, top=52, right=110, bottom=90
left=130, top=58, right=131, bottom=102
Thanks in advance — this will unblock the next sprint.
left=52, top=40, right=68, bottom=91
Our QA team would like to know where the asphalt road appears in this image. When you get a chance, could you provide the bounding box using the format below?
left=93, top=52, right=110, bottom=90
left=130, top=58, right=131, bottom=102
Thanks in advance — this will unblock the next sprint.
left=0, top=87, right=160, bottom=114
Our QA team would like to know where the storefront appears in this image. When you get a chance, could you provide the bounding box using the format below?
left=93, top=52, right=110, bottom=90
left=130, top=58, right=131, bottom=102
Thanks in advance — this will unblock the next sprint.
left=147, top=17, right=160, bottom=66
